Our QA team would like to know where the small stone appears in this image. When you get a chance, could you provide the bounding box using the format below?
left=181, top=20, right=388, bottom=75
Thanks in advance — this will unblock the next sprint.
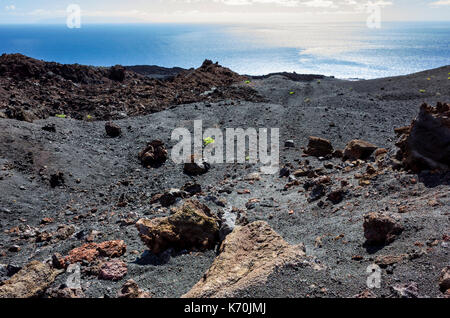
left=285, top=140, right=295, bottom=148
left=117, top=279, right=152, bottom=298
left=105, top=122, right=122, bottom=137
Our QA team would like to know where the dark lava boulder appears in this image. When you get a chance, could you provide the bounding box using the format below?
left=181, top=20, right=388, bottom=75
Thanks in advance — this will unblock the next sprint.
left=108, top=65, right=126, bottom=82
left=138, top=140, right=168, bottom=167
left=363, top=212, right=403, bottom=246
left=105, top=121, right=122, bottom=137
left=184, top=155, right=210, bottom=175
left=304, top=136, right=333, bottom=157
left=395, top=102, right=450, bottom=172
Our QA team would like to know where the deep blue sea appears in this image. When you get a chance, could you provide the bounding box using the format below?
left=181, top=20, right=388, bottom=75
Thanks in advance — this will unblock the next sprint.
left=0, top=22, right=449, bottom=79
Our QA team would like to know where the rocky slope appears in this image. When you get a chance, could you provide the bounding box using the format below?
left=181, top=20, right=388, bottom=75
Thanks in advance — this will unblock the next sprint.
left=0, top=54, right=261, bottom=122
left=0, top=55, right=449, bottom=298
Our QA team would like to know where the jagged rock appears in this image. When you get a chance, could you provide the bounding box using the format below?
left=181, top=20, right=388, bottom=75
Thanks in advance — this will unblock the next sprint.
left=363, top=212, right=403, bottom=245
left=55, top=224, right=75, bottom=240
left=304, top=136, right=333, bottom=157
left=117, top=279, right=152, bottom=298
left=0, top=261, right=61, bottom=298
left=395, top=102, right=450, bottom=172
left=308, top=184, right=325, bottom=202
left=98, top=259, right=127, bottom=281
left=343, top=139, right=378, bottom=160
left=45, top=285, right=85, bottom=298
left=108, top=65, right=126, bottom=82
left=391, top=282, right=419, bottom=298
left=439, top=266, right=450, bottom=293
left=327, top=189, right=346, bottom=204
left=159, top=188, right=188, bottom=207
left=138, top=140, right=168, bottom=167
left=182, top=221, right=323, bottom=298
left=218, top=207, right=237, bottom=241
left=64, top=240, right=126, bottom=266
left=41, top=123, right=56, bottom=133
left=49, top=172, right=64, bottom=188
left=354, top=290, right=376, bottom=298
left=181, top=182, right=202, bottom=195
left=136, top=200, right=219, bottom=254
left=184, top=155, right=210, bottom=175
left=105, top=121, right=122, bottom=137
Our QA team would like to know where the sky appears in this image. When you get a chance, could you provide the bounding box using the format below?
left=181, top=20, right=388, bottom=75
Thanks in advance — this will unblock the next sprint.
left=1, top=0, right=450, bottom=24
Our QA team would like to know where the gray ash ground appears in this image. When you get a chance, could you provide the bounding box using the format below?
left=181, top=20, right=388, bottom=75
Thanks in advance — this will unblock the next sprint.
left=0, top=64, right=449, bottom=298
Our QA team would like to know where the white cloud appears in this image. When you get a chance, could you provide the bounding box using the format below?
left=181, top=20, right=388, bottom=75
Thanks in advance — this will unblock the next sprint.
left=430, top=0, right=450, bottom=6
left=5, top=5, right=16, bottom=11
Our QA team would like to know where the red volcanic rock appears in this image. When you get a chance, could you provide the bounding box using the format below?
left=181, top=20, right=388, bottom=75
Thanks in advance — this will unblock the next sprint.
left=98, top=259, right=128, bottom=281
left=64, top=240, right=126, bottom=266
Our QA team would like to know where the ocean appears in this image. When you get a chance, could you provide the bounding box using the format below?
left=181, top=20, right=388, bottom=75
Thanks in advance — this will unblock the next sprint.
left=0, top=22, right=449, bottom=79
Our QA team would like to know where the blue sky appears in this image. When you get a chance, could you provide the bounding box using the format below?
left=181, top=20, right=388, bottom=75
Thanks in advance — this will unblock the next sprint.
left=1, top=0, right=450, bottom=23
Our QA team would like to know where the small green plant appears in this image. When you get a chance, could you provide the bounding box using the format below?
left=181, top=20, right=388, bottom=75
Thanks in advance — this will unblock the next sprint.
left=203, top=137, right=215, bottom=146
left=245, top=156, right=250, bottom=161
left=317, top=80, right=321, bottom=84
left=427, top=77, right=431, bottom=81
left=245, top=80, right=251, bottom=84
left=86, top=114, right=93, bottom=120
left=55, top=114, right=66, bottom=119
left=289, top=91, right=295, bottom=95
left=419, top=89, right=426, bottom=93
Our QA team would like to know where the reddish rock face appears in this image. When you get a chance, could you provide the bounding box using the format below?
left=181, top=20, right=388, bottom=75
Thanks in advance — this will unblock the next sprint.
left=64, top=240, right=126, bottom=266
left=98, top=259, right=128, bottom=281
left=136, top=200, right=219, bottom=254
left=304, top=136, right=333, bottom=157
left=395, top=102, right=450, bottom=172
left=138, top=140, right=168, bottom=167
left=343, top=139, right=378, bottom=160
left=363, top=212, right=404, bottom=245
